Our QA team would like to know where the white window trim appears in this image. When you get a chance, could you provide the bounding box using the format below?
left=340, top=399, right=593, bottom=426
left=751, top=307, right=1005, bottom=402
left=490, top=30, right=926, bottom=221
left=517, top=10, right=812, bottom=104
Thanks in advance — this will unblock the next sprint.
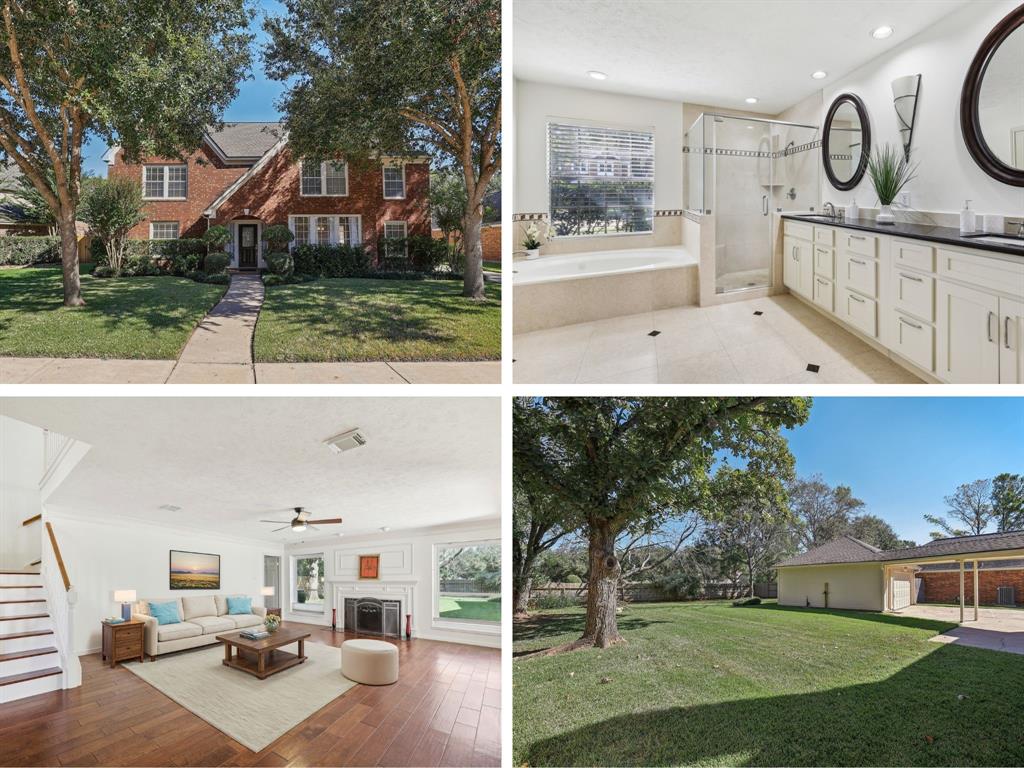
left=142, top=164, right=188, bottom=201
left=431, top=538, right=501, bottom=634
left=382, top=220, right=408, bottom=258
left=382, top=164, right=406, bottom=199
left=233, top=220, right=262, bottom=268
left=291, top=552, right=326, bottom=614
left=148, top=221, right=179, bottom=240
left=298, top=160, right=349, bottom=197
left=288, top=214, right=363, bottom=248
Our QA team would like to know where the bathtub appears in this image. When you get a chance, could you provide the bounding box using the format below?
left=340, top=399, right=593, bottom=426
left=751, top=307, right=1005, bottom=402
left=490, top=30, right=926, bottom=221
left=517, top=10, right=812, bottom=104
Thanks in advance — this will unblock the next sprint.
left=513, top=246, right=699, bottom=333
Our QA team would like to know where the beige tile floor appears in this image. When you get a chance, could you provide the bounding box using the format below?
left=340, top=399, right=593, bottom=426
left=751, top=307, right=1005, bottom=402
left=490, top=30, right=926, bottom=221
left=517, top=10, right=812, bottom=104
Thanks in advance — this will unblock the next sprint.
left=513, top=294, right=924, bottom=384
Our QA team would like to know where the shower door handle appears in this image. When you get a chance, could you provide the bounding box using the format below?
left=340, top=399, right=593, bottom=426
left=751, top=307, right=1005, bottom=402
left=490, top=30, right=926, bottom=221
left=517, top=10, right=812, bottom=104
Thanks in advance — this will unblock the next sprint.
left=762, top=195, right=769, bottom=216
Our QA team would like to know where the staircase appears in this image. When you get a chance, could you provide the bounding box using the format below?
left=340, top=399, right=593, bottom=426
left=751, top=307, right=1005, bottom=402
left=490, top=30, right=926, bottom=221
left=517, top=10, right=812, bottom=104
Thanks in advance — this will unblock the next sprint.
left=0, top=569, right=62, bottom=703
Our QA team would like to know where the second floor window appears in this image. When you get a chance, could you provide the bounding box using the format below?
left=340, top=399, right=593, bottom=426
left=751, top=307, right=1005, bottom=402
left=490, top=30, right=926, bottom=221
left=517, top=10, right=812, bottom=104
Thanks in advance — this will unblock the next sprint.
left=143, top=165, right=188, bottom=199
left=383, top=165, right=405, bottom=198
left=300, top=161, right=348, bottom=196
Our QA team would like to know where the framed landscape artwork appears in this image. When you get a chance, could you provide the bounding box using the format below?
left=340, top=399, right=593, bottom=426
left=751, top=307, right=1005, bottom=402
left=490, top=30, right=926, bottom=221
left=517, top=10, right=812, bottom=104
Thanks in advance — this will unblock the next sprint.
left=169, top=550, right=221, bottom=590
left=358, top=554, right=380, bottom=580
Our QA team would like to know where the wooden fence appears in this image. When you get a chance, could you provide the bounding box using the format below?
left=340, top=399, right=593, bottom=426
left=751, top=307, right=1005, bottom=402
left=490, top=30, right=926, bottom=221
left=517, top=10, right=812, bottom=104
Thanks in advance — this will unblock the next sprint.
left=531, top=580, right=778, bottom=604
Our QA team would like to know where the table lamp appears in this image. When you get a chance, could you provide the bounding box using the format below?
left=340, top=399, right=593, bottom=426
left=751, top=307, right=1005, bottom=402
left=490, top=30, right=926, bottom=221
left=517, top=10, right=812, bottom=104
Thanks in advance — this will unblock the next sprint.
left=113, top=589, right=136, bottom=621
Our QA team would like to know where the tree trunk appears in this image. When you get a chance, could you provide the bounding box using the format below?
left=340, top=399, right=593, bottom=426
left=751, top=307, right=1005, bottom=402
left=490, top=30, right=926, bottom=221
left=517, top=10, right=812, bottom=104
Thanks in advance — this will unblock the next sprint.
left=582, top=521, right=623, bottom=648
left=513, top=574, right=532, bottom=616
left=462, top=203, right=485, bottom=300
left=59, top=208, right=83, bottom=307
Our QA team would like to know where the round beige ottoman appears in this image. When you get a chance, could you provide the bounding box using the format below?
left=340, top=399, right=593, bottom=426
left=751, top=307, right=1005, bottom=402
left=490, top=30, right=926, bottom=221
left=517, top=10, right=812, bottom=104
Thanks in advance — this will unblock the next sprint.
left=341, top=639, right=399, bottom=685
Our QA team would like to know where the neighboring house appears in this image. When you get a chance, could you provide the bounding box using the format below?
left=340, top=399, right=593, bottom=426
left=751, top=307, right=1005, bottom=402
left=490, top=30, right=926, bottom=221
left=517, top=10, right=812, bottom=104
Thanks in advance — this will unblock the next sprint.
left=105, top=122, right=431, bottom=270
left=0, top=162, right=50, bottom=236
left=776, top=530, right=1024, bottom=615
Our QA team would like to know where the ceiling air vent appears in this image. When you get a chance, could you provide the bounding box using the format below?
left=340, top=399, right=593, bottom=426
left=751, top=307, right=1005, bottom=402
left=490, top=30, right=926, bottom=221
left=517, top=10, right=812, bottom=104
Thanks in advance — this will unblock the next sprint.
left=324, top=428, right=366, bottom=454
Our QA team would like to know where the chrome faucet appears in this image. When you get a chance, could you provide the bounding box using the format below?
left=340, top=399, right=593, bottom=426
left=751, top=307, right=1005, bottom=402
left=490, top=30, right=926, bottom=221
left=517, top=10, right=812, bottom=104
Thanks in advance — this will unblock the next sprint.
left=823, top=201, right=837, bottom=220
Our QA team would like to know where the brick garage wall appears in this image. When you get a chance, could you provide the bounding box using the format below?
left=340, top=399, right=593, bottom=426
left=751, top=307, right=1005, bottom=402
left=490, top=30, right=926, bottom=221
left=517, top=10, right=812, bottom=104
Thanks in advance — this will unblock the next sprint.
left=432, top=223, right=501, bottom=262
left=918, top=569, right=1024, bottom=606
left=110, top=145, right=431, bottom=252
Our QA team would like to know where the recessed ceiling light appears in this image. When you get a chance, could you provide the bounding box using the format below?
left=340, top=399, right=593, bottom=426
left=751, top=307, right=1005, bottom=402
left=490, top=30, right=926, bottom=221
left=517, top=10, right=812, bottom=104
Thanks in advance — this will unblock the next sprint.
left=587, top=70, right=607, bottom=80
left=745, top=97, right=758, bottom=104
left=871, top=25, right=894, bottom=39
left=811, top=70, right=827, bottom=80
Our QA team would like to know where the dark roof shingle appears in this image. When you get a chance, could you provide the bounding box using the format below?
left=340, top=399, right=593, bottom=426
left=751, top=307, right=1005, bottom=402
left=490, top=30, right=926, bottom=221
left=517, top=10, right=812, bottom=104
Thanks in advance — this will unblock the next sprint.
left=778, top=530, right=1024, bottom=568
left=205, top=122, right=283, bottom=159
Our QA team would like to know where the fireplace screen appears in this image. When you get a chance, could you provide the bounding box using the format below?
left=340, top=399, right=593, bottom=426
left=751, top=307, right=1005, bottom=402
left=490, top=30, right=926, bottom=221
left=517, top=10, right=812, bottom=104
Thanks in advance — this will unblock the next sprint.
left=343, top=597, right=401, bottom=636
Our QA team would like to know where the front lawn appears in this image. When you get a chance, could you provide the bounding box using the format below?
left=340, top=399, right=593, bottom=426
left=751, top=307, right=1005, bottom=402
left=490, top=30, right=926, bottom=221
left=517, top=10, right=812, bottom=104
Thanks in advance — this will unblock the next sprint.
left=0, top=266, right=225, bottom=359
left=439, top=595, right=501, bottom=622
left=514, top=601, right=1024, bottom=766
left=483, top=260, right=501, bottom=272
left=253, top=278, right=500, bottom=362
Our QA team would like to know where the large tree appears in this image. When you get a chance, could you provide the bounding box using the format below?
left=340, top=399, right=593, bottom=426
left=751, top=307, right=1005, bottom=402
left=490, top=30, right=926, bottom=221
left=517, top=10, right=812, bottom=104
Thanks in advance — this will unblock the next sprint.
left=264, top=0, right=500, bottom=300
left=786, top=474, right=865, bottom=549
left=0, top=0, right=252, bottom=305
left=847, top=514, right=914, bottom=550
left=925, top=478, right=994, bottom=539
left=992, top=473, right=1024, bottom=532
left=514, top=397, right=810, bottom=651
left=512, top=480, right=572, bottom=615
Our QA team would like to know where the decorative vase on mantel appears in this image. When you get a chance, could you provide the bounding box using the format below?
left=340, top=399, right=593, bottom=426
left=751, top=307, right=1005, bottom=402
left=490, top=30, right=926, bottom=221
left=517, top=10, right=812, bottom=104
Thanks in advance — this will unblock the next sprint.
left=876, top=204, right=896, bottom=225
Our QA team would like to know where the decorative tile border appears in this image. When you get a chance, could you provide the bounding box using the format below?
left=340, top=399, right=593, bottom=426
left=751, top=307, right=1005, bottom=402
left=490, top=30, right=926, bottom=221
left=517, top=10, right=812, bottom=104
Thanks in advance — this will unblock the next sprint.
left=683, top=139, right=821, bottom=159
left=655, top=209, right=683, bottom=217
left=512, top=212, right=547, bottom=222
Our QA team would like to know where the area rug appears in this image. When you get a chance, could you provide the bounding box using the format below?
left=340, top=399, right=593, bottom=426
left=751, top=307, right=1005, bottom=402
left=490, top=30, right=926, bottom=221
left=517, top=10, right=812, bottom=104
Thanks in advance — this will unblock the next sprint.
left=123, top=640, right=356, bottom=751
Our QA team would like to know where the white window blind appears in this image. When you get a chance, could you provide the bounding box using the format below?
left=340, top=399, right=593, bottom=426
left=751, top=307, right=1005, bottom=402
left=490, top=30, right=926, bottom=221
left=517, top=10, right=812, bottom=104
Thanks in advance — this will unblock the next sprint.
left=547, top=122, right=655, bottom=236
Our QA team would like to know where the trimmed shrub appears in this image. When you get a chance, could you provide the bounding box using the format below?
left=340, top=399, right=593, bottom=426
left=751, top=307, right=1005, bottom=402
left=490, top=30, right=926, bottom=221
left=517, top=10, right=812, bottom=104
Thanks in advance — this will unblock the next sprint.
left=732, top=596, right=761, bottom=607
left=185, top=270, right=207, bottom=282
left=408, top=234, right=446, bottom=273
left=0, top=236, right=61, bottom=266
left=292, top=243, right=371, bottom=278
left=531, top=593, right=580, bottom=610
left=264, top=251, right=293, bottom=277
left=204, top=252, right=230, bottom=275
left=262, top=224, right=294, bottom=252
left=202, top=273, right=231, bottom=285
left=263, top=273, right=286, bottom=286
left=202, top=225, right=232, bottom=250
left=92, top=265, right=114, bottom=278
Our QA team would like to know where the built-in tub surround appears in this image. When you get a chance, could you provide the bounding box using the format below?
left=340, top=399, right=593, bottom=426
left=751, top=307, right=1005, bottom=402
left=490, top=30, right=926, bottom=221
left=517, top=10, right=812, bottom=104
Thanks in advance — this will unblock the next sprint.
left=513, top=246, right=698, bottom=334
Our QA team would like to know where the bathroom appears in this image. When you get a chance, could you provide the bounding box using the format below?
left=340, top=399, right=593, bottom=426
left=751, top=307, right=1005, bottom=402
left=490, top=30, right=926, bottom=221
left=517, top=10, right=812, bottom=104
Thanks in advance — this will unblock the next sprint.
left=511, top=0, right=1024, bottom=384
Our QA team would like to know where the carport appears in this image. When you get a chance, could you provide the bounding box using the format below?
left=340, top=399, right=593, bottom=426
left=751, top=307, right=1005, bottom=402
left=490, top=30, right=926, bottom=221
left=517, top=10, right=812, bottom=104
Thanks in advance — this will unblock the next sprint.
left=898, top=603, right=1024, bottom=655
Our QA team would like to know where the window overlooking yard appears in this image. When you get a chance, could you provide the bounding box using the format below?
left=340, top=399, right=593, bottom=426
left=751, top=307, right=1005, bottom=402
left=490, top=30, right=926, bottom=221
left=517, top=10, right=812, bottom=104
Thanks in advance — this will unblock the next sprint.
left=289, top=215, right=361, bottom=247
left=293, top=553, right=325, bottom=612
left=300, top=160, right=348, bottom=196
left=143, top=165, right=188, bottom=199
left=547, top=121, right=655, bottom=237
left=382, top=221, right=408, bottom=258
left=383, top=165, right=405, bottom=198
left=150, top=222, right=179, bottom=240
left=435, top=541, right=500, bottom=624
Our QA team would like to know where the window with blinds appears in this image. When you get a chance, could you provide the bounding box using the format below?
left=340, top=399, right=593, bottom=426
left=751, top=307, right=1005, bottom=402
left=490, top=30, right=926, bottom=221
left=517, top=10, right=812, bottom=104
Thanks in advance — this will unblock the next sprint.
left=547, top=122, right=655, bottom=236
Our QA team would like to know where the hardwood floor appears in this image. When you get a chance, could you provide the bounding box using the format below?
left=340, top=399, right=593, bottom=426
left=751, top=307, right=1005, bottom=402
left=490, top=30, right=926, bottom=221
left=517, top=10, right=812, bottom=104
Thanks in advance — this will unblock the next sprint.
left=0, top=623, right=501, bottom=767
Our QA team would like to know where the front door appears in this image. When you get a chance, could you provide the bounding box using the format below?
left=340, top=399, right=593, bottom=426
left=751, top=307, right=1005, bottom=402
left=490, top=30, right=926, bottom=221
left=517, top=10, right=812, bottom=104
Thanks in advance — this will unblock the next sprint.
left=238, top=224, right=258, bottom=269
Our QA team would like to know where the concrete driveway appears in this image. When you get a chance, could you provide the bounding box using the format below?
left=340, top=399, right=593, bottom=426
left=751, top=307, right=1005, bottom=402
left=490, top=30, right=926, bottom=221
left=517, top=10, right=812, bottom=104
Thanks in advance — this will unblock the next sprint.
left=896, top=604, right=1024, bottom=655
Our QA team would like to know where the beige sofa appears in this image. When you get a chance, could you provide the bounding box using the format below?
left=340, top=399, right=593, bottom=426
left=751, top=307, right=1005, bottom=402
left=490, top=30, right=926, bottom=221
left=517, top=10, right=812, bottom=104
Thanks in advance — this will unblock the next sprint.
left=132, top=595, right=266, bottom=659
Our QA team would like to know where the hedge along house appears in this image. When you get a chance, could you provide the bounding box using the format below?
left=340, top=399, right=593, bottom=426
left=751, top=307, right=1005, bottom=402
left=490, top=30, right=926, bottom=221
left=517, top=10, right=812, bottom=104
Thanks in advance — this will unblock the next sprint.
left=105, top=123, right=431, bottom=270
left=777, top=531, right=1024, bottom=624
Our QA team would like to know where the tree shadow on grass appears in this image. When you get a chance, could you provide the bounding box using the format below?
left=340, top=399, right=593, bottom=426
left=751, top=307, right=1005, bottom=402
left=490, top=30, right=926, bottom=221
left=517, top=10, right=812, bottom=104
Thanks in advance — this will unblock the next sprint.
left=513, top=611, right=671, bottom=655
left=521, top=643, right=1024, bottom=766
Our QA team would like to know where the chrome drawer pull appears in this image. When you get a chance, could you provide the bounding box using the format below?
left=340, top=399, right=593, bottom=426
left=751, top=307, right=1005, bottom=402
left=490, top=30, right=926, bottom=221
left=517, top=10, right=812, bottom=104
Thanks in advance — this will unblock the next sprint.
left=988, top=311, right=996, bottom=343
left=899, top=316, right=923, bottom=330
left=817, top=278, right=828, bottom=286
left=850, top=258, right=866, bottom=265
left=899, top=272, right=924, bottom=282
left=1006, top=316, right=1012, bottom=350
left=849, top=294, right=866, bottom=304
left=849, top=235, right=866, bottom=240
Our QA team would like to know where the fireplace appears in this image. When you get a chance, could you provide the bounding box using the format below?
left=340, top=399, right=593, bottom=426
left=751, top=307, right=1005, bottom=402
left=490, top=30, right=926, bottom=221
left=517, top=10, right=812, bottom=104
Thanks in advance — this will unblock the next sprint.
left=344, top=597, right=401, bottom=637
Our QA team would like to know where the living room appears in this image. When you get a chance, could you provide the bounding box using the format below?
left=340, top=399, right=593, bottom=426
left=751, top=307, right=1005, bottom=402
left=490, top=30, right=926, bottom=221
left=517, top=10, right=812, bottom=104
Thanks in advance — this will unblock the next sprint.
left=0, top=396, right=501, bottom=767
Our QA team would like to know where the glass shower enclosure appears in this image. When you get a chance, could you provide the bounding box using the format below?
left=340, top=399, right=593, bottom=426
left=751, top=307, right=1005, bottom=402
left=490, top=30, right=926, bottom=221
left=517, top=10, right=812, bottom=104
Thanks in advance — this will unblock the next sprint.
left=685, top=113, right=820, bottom=295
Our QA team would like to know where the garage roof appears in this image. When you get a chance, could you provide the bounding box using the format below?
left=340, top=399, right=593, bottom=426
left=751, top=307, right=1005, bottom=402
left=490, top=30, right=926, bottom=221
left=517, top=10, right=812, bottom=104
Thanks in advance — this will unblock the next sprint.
left=777, top=530, right=1024, bottom=568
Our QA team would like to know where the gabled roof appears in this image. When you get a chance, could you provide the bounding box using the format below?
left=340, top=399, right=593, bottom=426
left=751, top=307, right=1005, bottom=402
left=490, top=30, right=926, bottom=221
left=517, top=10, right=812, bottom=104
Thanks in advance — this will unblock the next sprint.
left=204, top=122, right=283, bottom=161
left=778, top=530, right=1024, bottom=568
left=202, top=134, right=289, bottom=216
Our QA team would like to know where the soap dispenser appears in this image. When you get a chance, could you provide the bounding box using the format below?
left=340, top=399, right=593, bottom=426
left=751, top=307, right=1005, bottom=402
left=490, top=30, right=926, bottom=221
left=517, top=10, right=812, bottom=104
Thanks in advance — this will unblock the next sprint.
left=846, top=198, right=859, bottom=222
left=960, top=200, right=976, bottom=234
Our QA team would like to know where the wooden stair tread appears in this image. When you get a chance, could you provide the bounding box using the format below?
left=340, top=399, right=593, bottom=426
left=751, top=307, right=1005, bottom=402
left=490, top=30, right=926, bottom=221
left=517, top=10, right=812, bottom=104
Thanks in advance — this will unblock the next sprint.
left=0, top=585, right=42, bottom=589
left=0, top=599, right=46, bottom=604
left=0, top=646, right=58, bottom=662
left=0, top=666, right=61, bottom=686
left=0, top=630, right=53, bottom=641
left=0, top=614, right=48, bottom=621
left=0, top=571, right=40, bottom=575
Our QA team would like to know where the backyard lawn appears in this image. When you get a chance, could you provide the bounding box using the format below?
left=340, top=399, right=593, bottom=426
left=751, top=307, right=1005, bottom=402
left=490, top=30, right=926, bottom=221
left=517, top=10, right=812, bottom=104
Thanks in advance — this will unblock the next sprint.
left=439, top=595, right=501, bottom=622
left=0, top=266, right=225, bottom=359
left=253, top=278, right=500, bottom=362
left=514, top=601, right=1024, bottom=766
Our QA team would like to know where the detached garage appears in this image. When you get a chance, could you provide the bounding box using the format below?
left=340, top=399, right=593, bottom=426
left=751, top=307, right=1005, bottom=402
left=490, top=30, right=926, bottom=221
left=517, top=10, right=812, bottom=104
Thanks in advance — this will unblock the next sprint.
left=777, top=531, right=1024, bottom=624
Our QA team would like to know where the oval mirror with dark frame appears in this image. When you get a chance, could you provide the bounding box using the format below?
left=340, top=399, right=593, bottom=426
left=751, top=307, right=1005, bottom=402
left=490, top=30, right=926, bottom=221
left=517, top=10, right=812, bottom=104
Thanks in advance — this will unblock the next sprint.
left=961, top=4, right=1024, bottom=186
left=822, top=93, right=871, bottom=191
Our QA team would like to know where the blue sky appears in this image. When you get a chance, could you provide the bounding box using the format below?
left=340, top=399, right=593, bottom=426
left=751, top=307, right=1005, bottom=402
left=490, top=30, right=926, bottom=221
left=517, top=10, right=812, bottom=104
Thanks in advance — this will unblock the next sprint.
left=783, top=397, right=1024, bottom=545
left=82, top=0, right=287, bottom=177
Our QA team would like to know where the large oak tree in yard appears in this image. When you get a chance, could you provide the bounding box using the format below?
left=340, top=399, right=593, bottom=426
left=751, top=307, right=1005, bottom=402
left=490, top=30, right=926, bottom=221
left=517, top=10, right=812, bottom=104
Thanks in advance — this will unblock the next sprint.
left=263, top=0, right=500, bottom=300
left=0, top=0, right=252, bottom=306
left=514, top=397, right=810, bottom=652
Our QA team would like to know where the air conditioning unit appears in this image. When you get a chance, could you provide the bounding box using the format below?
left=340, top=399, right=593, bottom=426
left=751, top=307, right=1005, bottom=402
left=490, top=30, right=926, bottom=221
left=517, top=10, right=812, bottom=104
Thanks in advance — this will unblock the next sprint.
left=997, top=586, right=1015, bottom=606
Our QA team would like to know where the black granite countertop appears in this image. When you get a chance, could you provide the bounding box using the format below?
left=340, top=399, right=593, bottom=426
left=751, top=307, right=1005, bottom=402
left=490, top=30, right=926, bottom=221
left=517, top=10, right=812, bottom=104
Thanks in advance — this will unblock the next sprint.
left=781, top=213, right=1024, bottom=258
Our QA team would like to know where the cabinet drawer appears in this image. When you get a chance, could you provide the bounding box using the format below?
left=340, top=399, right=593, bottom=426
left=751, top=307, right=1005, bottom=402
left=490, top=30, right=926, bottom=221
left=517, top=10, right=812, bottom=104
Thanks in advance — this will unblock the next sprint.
left=840, top=289, right=877, bottom=338
left=842, top=231, right=877, bottom=258
left=813, top=275, right=834, bottom=313
left=891, top=311, right=934, bottom=372
left=813, top=245, right=835, bottom=280
left=813, top=226, right=834, bottom=246
left=937, top=247, right=1024, bottom=295
left=893, top=269, right=934, bottom=322
left=840, top=252, right=878, bottom=298
left=784, top=221, right=813, bottom=241
left=893, top=238, right=934, bottom=273
left=116, top=639, right=142, bottom=657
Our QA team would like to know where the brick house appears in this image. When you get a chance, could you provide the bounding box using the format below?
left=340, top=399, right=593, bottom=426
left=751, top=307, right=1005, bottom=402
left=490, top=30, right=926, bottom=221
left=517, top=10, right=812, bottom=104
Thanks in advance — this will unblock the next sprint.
left=916, top=560, right=1024, bottom=606
left=106, top=122, right=431, bottom=270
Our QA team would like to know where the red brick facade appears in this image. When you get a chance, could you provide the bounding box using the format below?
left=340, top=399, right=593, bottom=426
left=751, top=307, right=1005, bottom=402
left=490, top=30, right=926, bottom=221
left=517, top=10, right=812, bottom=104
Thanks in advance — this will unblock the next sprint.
left=107, top=142, right=430, bottom=254
left=918, top=569, right=1024, bottom=606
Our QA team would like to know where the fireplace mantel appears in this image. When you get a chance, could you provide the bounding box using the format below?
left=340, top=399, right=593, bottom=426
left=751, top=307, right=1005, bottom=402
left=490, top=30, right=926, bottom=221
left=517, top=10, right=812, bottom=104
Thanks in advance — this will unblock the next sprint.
left=330, top=580, right=418, bottom=635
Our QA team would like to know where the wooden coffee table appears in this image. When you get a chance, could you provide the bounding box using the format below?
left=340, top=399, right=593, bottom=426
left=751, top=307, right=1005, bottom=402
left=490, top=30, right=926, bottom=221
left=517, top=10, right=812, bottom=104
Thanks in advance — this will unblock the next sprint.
left=216, top=624, right=311, bottom=680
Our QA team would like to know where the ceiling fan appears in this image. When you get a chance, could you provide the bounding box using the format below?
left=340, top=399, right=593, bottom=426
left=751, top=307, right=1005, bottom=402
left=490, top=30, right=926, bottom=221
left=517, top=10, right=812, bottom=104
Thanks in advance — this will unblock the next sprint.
left=259, top=507, right=342, bottom=533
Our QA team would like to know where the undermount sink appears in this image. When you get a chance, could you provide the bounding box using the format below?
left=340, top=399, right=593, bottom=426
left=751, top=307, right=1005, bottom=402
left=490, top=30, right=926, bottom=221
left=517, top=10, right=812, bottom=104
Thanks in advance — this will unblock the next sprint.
left=793, top=214, right=843, bottom=223
left=962, top=233, right=1024, bottom=248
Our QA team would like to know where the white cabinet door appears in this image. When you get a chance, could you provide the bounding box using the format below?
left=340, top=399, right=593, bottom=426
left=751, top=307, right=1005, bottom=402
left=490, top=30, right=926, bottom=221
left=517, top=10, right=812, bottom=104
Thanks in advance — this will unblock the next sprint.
left=936, top=280, right=1000, bottom=383
left=783, top=236, right=800, bottom=293
left=1000, top=297, right=1024, bottom=385
left=797, top=239, right=814, bottom=300
left=813, top=275, right=834, bottom=313
left=840, top=252, right=878, bottom=298
left=891, top=311, right=934, bottom=372
left=840, top=288, right=877, bottom=338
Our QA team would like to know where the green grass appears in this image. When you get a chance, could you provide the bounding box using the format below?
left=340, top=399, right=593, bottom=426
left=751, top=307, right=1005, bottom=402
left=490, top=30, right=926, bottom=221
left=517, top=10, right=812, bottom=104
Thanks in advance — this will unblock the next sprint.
left=483, top=260, right=501, bottom=273
left=439, top=595, right=501, bottom=622
left=514, top=601, right=1024, bottom=766
left=253, top=278, right=501, bottom=362
left=0, top=266, right=225, bottom=359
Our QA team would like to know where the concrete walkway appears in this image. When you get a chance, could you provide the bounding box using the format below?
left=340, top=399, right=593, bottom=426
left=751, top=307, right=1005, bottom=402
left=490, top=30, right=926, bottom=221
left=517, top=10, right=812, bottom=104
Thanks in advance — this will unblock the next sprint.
left=898, top=604, right=1024, bottom=655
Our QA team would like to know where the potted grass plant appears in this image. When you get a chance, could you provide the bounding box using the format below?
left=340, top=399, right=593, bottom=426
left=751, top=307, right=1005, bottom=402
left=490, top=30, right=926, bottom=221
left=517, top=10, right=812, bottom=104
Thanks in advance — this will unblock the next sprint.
left=866, top=143, right=917, bottom=224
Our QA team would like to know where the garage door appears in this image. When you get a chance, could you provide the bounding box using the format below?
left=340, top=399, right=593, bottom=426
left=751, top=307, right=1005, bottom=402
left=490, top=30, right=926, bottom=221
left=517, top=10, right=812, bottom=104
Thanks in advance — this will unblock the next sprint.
left=892, top=577, right=911, bottom=611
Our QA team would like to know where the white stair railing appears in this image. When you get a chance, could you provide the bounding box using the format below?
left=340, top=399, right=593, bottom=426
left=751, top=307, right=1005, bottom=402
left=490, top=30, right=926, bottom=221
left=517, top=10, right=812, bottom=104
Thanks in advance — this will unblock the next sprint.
left=40, top=521, right=81, bottom=688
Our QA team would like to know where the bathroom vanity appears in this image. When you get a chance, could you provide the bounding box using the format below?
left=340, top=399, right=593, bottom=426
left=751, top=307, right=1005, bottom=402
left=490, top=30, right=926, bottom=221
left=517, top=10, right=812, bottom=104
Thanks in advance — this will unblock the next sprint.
left=782, top=214, right=1024, bottom=383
